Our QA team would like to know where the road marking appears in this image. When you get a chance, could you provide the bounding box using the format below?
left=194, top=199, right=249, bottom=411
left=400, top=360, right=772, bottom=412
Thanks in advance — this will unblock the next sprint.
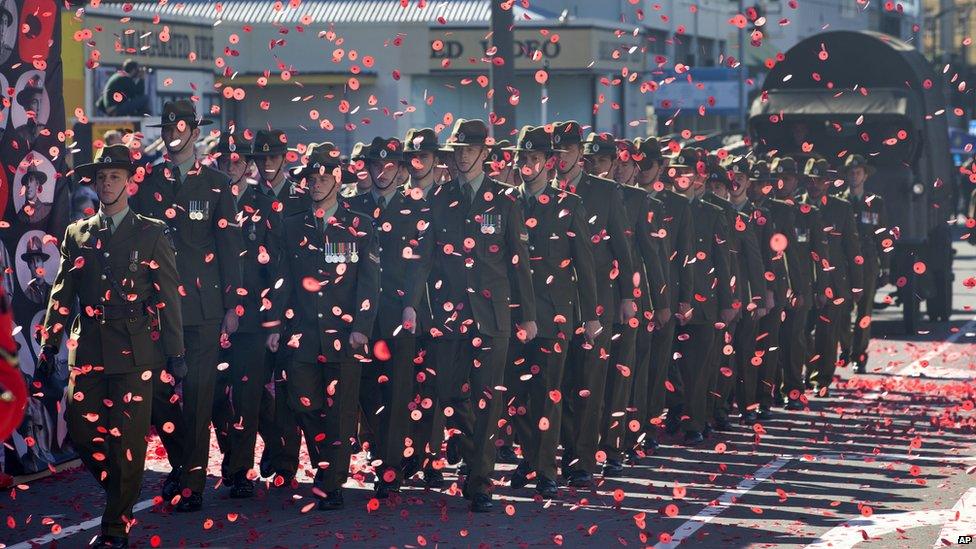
left=895, top=316, right=976, bottom=378
left=653, top=455, right=793, bottom=549
left=7, top=499, right=156, bottom=549
left=932, top=487, right=976, bottom=548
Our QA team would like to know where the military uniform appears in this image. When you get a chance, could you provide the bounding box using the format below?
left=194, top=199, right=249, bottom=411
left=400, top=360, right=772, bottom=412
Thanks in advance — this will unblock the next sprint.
left=269, top=202, right=380, bottom=504
left=404, top=119, right=536, bottom=508
left=41, top=145, right=183, bottom=546
left=553, top=122, right=636, bottom=483
left=130, top=101, right=243, bottom=503
left=345, top=134, right=432, bottom=492
left=502, top=126, right=598, bottom=493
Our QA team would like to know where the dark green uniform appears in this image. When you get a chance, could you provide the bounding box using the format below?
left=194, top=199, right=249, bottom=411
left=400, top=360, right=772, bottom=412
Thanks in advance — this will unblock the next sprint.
left=42, top=210, right=183, bottom=538
left=559, top=171, right=635, bottom=478
left=269, top=204, right=380, bottom=494
left=129, top=157, right=243, bottom=495
left=838, top=189, right=889, bottom=369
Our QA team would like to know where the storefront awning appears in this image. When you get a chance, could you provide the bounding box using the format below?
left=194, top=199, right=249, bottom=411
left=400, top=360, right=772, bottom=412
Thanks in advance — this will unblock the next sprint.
left=217, top=73, right=377, bottom=87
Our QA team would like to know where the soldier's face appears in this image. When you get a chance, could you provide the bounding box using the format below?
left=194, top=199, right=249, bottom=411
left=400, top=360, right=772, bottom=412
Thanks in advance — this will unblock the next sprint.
left=732, top=173, right=750, bottom=198
left=95, top=168, right=130, bottom=206
left=709, top=179, right=730, bottom=199
left=439, top=153, right=458, bottom=180
left=407, top=151, right=435, bottom=179
left=367, top=159, right=400, bottom=189
left=586, top=154, right=614, bottom=179
left=670, top=167, right=695, bottom=192
left=454, top=145, right=486, bottom=173
left=808, top=177, right=829, bottom=197
left=779, top=174, right=798, bottom=196
left=28, top=257, right=43, bottom=275
left=749, top=180, right=772, bottom=200
left=615, top=158, right=641, bottom=184
left=258, top=154, right=284, bottom=181
left=162, top=123, right=199, bottom=154
left=23, top=179, right=38, bottom=201
left=218, top=154, right=250, bottom=184
left=555, top=144, right=582, bottom=175
left=310, top=172, right=339, bottom=202
left=516, top=150, right=550, bottom=183
left=849, top=166, right=867, bottom=186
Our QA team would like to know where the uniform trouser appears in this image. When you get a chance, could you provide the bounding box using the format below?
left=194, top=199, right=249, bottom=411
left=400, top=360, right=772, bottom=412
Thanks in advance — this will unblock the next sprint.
left=601, top=323, right=637, bottom=461
left=780, top=303, right=812, bottom=402
left=359, top=336, right=417, bottom=483
left=560, top=327, right=612, bottom=474
left=407, top=337, right=442, bottom=471
left=810, top=299, right=851, bottom=389
left=713, top=313, right=761, bottom=420
left=672, top=323, right=717, bottom=433
left=645, top=318, right=677, bottom=429
left=433, top=334, right=510, bottom=495
left=754, top=308, right=784, bottom=411
left=624, top=321, right=660, bottom=449
left=152, top=322, right=221, bottom=493
left=212, top=331, right=272, bottom=479
left=68, top=366, right=154, bottom=538
left=504, top=336, right=569, bottom=480
left=706, top=318, right=738, bottom=422
left=839, top=268, right=879, bottom=365
left=261, top=348, right=301, bottom=477
left=287, top=360, right=360, bottom=493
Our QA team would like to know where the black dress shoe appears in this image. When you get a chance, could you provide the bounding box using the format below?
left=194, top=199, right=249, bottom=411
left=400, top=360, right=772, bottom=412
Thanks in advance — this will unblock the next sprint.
left=374, top=479, right=400, bottom=499
left=664, top=413, right=682, bottom=435
left=259, top=454, right=274, bottom=478
left=854, top=362, right=866, bottom=374
left=567, top=470, right=593, bottom=488
left=229, top=473, right=255, bottom=499
left=535, top=476, right=558, bottom=498
left=510, top=464, right=530, bottom=489
left=497, top=445, right=520, bottom=465
left=712, top=417, right=734, bottom=432
left=318, top=489, right=345, bottom=510
left=91, top=534, right=128, bottom=548
left=423, top=467, right=444, bottom=489
left=602, top=459, right=624, bottom=477
left=446, top=436, right=463, bottom=465
left=682, top=431, right=704, bottom=446
left=784, top=399, right=804, bottom=411
left=757, top=407, right=772, bottom=421
left=400, top=456, right=420, bottom=480
left=175, top=492, right=202, bottom=512
left=458, top=462, right=471, bottom=477
left=740, top=411, right=758, bottom=426
left=161, top=468, right=182, bottom=500
left=470, top=492, right=493, bottom=513
left=625, top=449, right=643, bottom=465
left=701, top=424, right=713, bottom=438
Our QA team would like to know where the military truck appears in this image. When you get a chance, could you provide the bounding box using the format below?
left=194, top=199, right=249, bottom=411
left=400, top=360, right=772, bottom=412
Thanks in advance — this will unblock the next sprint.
left=749, top=30, right=955, bottom=332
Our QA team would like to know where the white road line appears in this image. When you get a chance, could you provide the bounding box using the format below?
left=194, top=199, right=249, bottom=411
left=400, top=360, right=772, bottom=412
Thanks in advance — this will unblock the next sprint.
left=6, top=499, right=155, bottom=549
left=895, top=315, right=976, bottom=378
left=653, top=455, right=793, bottom=549
left=932, top=487, right=976, bottom=548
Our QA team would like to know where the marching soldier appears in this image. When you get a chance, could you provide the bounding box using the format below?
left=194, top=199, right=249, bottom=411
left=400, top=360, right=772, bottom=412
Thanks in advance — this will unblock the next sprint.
left=770, top=156, right=828, bottom=410
left=129, top=100, right=243, bottom=511
left=635, top=137, right=693, bottom=449
left=666, top=148, right=734, bottom=444
left=39, top=144, right=184, bottom=548
left=583, top=132, right=668, bottom=476
left=503, top=126, right=599, bottom=497
left=838, top=154, right=889, bottom=373
left=703, top=157, right=769, bottom=429
left=346, top=141, right=373, bottom=197
left=801, top=158, right=862, bottom=395
left=551, top=121, right=635, bottom=486
left=265, top=144, right=380, bottom=511
left=346, top=134, right=432, bottom=498
left=403, top=118, right=537, bottom=512
left=486, top=140, right=516, bottom=185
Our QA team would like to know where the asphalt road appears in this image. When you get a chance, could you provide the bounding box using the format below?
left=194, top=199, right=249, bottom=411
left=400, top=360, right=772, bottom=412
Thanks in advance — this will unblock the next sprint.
left=3, top=234, right=975, bottom=549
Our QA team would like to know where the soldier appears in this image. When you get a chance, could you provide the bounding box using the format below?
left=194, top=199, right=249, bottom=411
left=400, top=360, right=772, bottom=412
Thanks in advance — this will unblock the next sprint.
left=801, top=158, right=862, bottom=395
left=838, top=154, right=889, bottom=374
left=265, top=144, right=380, bottom=511
left=503, top=126, right=599, bottom=497
left=703, top=157, right=769, bottom=429
left=346, top=134, right=432, bottom=498
left=551, top=120, right=635, bottom=486
left=39, top=144, right=184, bottom=548
left=770, top=156, right=828, bottom=410
left=130, top=100, right=243, bottom=511
left=403, top=118, right=537, bottom=512
left=346, top=141, right=373, bottom=197
left=745, top=160, right=791, bottom=421
left=485, top=140, right=516, bottom=185
left=633, top=137, right=693, bottom=450
left=252, top=129, right=311, bottom=218
left=582, top=132, right=668, bottom=476
left=665, top=148, right=734, bottom=444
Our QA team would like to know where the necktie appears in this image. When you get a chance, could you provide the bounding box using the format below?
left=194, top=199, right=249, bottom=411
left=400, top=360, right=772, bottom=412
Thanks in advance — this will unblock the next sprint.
left=104, top=216, right=115, bottom=238
left=378, top=195, right=387, bottom=211
left=461, top=182, right=473, bottom=206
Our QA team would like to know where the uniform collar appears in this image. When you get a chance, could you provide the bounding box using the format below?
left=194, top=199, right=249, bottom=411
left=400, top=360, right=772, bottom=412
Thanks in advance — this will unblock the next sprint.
left=99, top=206, right=130, bottom=233
left=459, top=171, right=486, bottom=196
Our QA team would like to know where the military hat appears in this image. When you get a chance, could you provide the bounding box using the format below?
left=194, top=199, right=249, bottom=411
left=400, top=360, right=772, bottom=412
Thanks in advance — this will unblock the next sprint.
left=551, top=121, right=583, bottom=148
left=248, top=129, right=288, bottom=157
left=208, top=130, right=251, bottom=157
left=291, top=142, right=358, bottom=184
left=21, top=167, right=47, bottom=187
left=350, top=141, right=370, bottom=162
left=403, top=128, right=441, bottom=153
left=803, top=157, right=832, bottom=179
left=20, top=236, right=50, bottom=262
left=582, top=132, right=616, bottom=156
left=486, top=140, right=513, bottom=165
left=749, top=159, right=771, bottom=181
left=443, top=119, right=490, bottom=148
left=506, top=125, right=558, bottom=154
left=15, top=77, right=44, bottom=109
left=725, top=155, right=752, bottom=176
left=843, top=154, right=875, bottom=176
left=146, top=99, right=214, bottom=128
left=668, top=147, right=699, bottom=169
left=632, top=137, right=664, bottom=170
left=364, top=136, right=404, bottom=162
left=75, top=144, right=136, bottom=182
left=707, top=162, right=733, bottom=188
left=769, top=156, right=799, bottom=176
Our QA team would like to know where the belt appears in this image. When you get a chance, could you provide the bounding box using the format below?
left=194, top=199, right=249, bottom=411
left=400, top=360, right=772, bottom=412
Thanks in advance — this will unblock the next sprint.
left=80, top=302, right=151, bottom=321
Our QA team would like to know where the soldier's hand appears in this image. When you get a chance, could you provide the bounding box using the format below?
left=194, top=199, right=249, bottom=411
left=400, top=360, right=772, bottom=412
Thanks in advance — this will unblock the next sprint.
left=878, top=268, right=890, bottom=286
left=518, top=321, right=538, bottom=343
left=677, top=302, right=692, bottom=325
left=34, top=345, right=58, bottom=382
left=166, top=355, right=188, bottom=383
left=349, top=331, right=368, bottom=350
left=266, top=333, right=280, bottom=353
left=816, top=294, right=828, bottom=308
left=654, top=307, right=672, bottom=327
left=720, top=308, right=737, bottom=325
left=583, top=320, right=603, bottom=344
left=221, top=309, right=240, bottom=336
left=618, top=299, right=636, bottom=323
left=401, top=307, right=417, bottom=335
left=765, top=290, right=775, bottom=312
